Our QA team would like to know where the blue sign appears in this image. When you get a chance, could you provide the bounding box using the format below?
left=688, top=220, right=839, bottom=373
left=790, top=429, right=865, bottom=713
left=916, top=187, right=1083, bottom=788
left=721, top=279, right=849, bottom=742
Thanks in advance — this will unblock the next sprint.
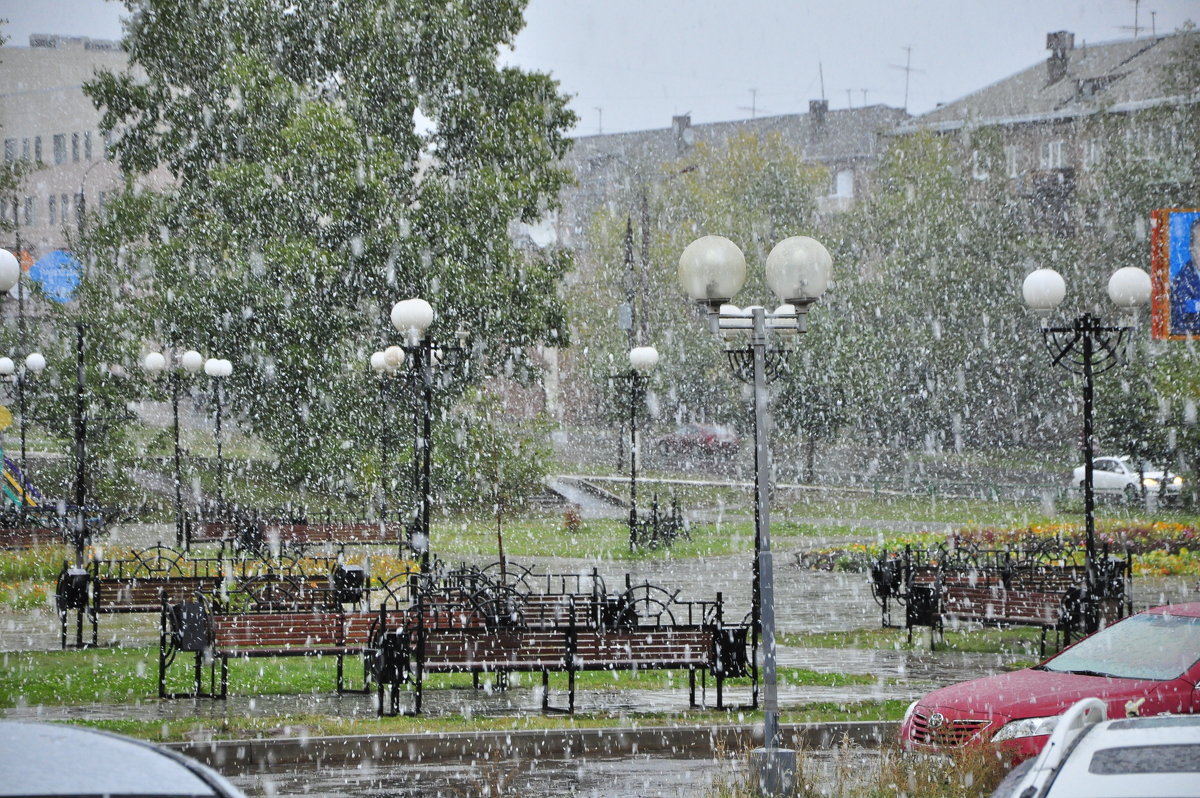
left=29, top=250, right=82, bottom=303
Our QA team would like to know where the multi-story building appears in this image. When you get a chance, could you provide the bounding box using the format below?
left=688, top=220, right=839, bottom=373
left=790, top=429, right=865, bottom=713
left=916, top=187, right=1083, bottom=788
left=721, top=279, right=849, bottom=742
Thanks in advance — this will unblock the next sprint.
left=0, top=34, right=129, bottom=265
left=542, top=103, right=910, bottom=255
left=896, top=30, right=1199, bottom=234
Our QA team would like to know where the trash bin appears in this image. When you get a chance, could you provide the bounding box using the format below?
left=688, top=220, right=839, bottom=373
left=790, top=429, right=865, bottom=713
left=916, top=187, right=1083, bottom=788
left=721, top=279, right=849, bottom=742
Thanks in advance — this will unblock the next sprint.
left=56, top=567, right=90, bottom=610
left=170, top=602, right=209, bottom=652
left=332, top=564, right=366, bottom=604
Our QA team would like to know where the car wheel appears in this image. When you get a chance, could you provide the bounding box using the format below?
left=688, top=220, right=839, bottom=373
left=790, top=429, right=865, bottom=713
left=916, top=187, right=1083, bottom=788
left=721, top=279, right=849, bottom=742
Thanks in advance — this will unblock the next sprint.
left=1124, top=484, right=1140, bottom=505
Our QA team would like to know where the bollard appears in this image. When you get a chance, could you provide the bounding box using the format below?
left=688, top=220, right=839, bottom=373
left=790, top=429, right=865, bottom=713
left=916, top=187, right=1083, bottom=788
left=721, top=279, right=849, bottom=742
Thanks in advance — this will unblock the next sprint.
left=749, top=747, right=797, bottom=796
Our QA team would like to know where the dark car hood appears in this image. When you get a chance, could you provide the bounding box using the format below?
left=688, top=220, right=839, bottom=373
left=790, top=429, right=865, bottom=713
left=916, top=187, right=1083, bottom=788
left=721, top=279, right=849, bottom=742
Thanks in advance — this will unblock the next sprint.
left=919, top=667, right=1163, bottom=721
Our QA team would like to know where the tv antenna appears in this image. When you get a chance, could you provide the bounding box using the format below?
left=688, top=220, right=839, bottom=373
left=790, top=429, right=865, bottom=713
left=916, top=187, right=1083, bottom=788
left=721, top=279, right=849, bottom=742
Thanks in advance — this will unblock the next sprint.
left=889, top=46, right=924, bottom=111
left=1119, top=0, right=1144, bottom=38
left=738, top=88, right=771, bottom=119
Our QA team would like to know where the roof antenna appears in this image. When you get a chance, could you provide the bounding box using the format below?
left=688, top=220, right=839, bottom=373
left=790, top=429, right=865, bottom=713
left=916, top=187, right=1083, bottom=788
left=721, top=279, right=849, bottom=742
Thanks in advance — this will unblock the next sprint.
left=889, top=46, right=923, bottom=112
left=594, top=106, right=602, bottom=135
left=818, top=62, right=826, bottom=101
left=1120, top=0, right=1143, bottom=38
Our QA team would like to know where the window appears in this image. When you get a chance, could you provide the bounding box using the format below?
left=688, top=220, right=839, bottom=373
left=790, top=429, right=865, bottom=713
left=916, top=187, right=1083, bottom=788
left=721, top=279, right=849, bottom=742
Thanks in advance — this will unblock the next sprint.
left=60, top=193, right=70, bottom=224
left=48, top=195, right=57, bottom=225
left=23, top=196, right=33, bottom=225
left=34, top=136, right=42, bottom=162
left=1039, top=140, right=1066, bottom=169
left=1083, top=139, right=1103, bottom=170
left=21, top=138, right=30, bottom=161
left=971, top=151, right=989, bottom=181
left=1004, top=145, right=1021, bottom=178
left=53, top=133, right=66, bottom=164
left=75, top=193, right=85, bottom=227
left=84, top=131, right=93, bottom=161
left=3, top=139, right=15, bottom=163
left=71, top=132, right=80, bottom=162
left=835, top=169, right=855, bottom=198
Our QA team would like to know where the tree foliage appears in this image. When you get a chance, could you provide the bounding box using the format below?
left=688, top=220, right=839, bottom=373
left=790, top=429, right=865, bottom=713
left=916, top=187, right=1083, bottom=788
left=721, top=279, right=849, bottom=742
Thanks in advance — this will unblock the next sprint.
left=83, top=0, right=576, bottom=485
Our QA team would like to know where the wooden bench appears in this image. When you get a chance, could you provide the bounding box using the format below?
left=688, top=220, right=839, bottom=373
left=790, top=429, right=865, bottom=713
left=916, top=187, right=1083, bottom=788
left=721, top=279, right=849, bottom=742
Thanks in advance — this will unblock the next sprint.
left=158, top=598, right=378, bottom=699
left=186, top=514, right=405, bottom=549
left=883, top=545, right=1130, bottom=654
left=55, top=546, right=225, bottom=649
left=0, top=524, right=63, bottom=549
left=374, top=591, right=746, bottom=716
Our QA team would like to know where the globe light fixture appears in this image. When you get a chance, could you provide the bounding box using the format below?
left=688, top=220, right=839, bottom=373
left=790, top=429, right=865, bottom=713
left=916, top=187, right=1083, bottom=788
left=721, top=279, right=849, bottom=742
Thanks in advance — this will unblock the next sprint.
left=1021, top=264, right=1151, bottom=634
left=678, top=234, right=832, bottom=797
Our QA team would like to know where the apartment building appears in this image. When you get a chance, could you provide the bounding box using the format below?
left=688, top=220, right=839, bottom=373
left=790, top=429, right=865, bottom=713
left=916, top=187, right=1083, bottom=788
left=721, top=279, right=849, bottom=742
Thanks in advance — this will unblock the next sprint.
left=0, top=34, right=128, bottom=262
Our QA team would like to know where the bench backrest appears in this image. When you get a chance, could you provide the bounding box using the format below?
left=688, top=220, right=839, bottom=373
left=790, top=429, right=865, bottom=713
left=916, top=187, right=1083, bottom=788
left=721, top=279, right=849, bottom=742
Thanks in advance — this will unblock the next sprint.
left=94, top=575, right=221, bottom=612
left=210, top=611, right=346, bottom=649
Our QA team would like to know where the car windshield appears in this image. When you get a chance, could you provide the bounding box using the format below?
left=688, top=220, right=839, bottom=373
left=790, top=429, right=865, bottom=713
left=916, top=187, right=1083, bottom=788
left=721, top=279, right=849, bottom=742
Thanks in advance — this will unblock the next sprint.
left=1041, top=613, right=1200, bottom=681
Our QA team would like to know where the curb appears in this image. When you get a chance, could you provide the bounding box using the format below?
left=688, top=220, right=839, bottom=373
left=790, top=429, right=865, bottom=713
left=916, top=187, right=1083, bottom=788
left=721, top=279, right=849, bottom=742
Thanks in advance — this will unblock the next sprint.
left=170, top=721, right=898, bottom=773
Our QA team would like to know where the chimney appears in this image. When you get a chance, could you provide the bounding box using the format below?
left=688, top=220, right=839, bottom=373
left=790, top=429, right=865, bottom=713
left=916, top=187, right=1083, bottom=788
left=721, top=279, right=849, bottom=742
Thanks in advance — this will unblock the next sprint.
left=672, top=114, right=693, bottom=153
left=1046, top=31, right=1075, bottom=83
left=809, top=99, right=829, bottom=126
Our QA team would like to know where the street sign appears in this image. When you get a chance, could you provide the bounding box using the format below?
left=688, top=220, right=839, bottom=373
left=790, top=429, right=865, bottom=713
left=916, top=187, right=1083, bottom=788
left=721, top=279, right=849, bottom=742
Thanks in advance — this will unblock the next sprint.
left=29, top=250, right=82, bottom=303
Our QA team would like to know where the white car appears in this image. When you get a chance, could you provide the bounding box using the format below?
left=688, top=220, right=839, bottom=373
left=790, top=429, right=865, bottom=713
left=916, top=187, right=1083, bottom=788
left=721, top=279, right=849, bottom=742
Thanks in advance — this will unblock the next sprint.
left=991, top=698, right=1200, bottom=798
left=1072, top=456, right=1182, bottom=503
left=0, top=721, right=247, bottom=797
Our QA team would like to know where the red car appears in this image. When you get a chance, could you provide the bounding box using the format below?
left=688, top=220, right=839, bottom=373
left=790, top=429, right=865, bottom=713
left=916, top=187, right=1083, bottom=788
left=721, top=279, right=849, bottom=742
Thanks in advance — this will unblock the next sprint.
left=655, top=423, right=739, bottom=457
left=899, top=602, right=1200, bottom=762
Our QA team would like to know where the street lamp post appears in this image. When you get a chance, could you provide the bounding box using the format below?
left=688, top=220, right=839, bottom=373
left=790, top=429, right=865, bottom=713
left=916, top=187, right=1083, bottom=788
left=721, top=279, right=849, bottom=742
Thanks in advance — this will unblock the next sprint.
left=142, top=348, right=204, bottom=545
left=678, top=234, right=831, bottom=797
left=390, top=299, right=439, bottom=574
left=370, top=343, right=408, bottom=556
left=0, top=351, right=47, bottom=514
left=1022, top=265, right=1150, bottom=634
left=204, top=358, right=234, bottom=515
left=613, top=345, right=658, bottom=550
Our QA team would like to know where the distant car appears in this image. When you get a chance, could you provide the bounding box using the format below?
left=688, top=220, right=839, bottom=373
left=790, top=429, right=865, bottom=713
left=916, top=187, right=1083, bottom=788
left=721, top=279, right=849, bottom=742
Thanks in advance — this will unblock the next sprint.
left=1072, top=456, right=1182, bottom=503
left=656, top=423, right=738, bottom=457
left=0, top=721, right=247, bottom=797
left=992, top=698, right=1200, bottom=798
left=899, top=602, right=1200, bottom=762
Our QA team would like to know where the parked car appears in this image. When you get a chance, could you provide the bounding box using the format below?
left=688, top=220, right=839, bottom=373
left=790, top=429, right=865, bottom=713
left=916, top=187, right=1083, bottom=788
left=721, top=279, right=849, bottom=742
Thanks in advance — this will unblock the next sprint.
left=899, top=602, right=1200, bottom=762
left=0, top=721, right=247, bottom=797
left=1072, top=456, right=1183, bottom=503
left=992, top=698, right=1200, bottom=798
left=655, top=423, right=738, bottom=457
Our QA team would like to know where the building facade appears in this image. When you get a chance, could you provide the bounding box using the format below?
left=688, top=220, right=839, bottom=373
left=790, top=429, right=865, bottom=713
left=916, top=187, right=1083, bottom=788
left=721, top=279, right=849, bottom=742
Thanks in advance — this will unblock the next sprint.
left=896, top=30, right=1199, bottom=235
left=0, top=35, right=129, bottom=263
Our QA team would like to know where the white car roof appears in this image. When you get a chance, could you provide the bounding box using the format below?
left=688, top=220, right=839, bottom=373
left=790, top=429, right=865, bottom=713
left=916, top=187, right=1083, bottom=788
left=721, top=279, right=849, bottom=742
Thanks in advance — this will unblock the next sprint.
left=0, top=722, right=242, bottom=797
left=1042, top=714, right=1200, bottom=797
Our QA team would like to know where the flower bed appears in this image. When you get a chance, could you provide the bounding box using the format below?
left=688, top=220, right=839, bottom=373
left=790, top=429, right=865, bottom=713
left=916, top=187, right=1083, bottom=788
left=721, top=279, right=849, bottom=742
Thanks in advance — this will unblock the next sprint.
left=801, top=521, right=1200, bottom=577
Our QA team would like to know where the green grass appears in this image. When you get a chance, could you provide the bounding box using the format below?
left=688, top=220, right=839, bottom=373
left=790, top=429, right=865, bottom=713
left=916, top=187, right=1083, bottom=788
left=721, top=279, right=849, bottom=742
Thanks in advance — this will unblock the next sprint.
left=779, top=625, right=1047, bottom=660
left=0, top=647, right=882, bottom=708
left=58, top=698, right=912, bottom=745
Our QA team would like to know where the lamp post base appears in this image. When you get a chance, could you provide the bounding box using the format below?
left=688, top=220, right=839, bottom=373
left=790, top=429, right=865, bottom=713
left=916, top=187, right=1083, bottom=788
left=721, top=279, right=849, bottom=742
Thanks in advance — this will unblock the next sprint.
left=748, top=747, right=797, bottom=797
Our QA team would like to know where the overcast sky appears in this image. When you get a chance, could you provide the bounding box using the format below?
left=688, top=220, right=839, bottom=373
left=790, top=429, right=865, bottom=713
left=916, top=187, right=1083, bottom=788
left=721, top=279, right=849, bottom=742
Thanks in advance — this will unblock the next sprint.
left=2, top=0, right=1197, bottom=135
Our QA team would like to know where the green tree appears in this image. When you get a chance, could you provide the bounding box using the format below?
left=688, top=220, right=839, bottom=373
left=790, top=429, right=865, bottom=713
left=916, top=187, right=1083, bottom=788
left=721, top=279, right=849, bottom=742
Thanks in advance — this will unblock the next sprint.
left=828, top=129, right=1057, bottom=453
left=83, top=0, right=576, bottom=486
left=569, top=132, right=830, bottom=441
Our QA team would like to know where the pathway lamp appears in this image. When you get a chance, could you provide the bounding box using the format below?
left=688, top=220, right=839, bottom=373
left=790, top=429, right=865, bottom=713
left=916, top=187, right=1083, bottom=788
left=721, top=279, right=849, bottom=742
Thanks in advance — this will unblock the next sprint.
left=142, top=347, right=205, bottom=546
left=204, top=357, right=233, bottom=516
left=678, top=234, right=831, bottom=797
left=1021, top=264, right=1150, bottom=634
left=370, top=343, right=409, bottom=554
left=614, top=345, right=658, bottom=550
left=0, top=351, right=47, bottom=517
left=392, top=298, right=459, bottom=575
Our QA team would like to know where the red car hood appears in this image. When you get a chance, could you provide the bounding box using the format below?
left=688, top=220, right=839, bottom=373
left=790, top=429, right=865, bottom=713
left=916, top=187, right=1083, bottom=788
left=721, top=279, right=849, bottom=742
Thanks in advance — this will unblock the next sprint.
left=919, top=667, right=1164, bottom=721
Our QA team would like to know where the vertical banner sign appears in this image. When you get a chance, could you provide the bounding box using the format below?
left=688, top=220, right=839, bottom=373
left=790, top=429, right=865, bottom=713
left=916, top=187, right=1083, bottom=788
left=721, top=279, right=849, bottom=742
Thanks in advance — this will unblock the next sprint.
left=1151, top=208, right=1200, bottom=340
